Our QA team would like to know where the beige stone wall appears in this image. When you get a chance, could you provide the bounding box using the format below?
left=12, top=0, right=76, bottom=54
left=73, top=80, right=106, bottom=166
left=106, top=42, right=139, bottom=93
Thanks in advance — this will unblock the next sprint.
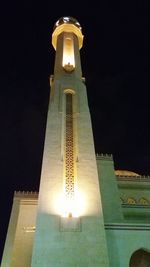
left=31, top=29, right=110, bottom=266
left=1, top=193, right=37, bottom=267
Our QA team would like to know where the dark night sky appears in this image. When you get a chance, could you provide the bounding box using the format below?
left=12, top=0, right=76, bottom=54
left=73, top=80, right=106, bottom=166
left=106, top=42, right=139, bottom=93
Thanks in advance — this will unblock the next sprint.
left=1, top=1, right=150, bottom=261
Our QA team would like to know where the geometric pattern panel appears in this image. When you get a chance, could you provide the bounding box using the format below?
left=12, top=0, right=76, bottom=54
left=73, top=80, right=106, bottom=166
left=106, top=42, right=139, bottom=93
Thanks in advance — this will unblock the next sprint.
left=65, top=93, right=75, bottom=199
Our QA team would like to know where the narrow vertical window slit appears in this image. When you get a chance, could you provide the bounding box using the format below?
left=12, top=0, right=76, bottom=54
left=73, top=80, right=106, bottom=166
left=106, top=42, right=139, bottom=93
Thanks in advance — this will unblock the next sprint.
left=65, top=93, right=74, bottom=200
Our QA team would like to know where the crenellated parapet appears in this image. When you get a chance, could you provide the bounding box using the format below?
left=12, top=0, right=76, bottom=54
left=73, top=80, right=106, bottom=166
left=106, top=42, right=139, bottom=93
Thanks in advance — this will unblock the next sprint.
left=14, top=191, right=38, bottom=199
left=96, top=153, right=113, bottom=161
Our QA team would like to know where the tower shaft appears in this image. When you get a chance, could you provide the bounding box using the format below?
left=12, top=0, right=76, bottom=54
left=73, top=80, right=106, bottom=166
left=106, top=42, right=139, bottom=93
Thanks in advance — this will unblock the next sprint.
left=30, top=17, right=109, bottom=266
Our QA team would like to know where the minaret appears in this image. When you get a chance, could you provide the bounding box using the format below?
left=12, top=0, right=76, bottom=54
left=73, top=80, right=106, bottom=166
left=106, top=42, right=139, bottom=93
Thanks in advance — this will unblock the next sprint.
left=31, top=17, right=110, bottom=266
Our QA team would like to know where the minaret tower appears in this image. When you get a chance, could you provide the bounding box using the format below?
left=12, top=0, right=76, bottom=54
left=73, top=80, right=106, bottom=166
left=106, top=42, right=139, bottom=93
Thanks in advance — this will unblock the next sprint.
left=31, top=17, right=109, bottom=266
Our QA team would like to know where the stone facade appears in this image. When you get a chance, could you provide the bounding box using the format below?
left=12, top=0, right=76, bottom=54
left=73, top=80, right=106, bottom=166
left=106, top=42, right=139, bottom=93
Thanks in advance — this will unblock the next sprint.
left=2, top=159, right=150, bottom=266
left=1, top=192, right=37, bottom=267
left=1, top=17, right=150, bottom=267
left=97, top=155, right=150, bottom=266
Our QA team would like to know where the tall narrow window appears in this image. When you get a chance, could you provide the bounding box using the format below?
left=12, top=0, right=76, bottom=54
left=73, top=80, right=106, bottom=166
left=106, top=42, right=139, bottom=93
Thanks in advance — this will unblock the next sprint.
left=62, top=33, right=75, bottom=72
left=62, top=91, right=84, bottom=218
left=65, top=93, right=74, bottom=199
left=63, top=93, right=75, bottom=217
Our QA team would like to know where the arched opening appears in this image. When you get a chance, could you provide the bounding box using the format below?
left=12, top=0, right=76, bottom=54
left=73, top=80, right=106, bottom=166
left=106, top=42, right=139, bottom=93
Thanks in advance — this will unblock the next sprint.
left=130, top=249, right=150, bottom=267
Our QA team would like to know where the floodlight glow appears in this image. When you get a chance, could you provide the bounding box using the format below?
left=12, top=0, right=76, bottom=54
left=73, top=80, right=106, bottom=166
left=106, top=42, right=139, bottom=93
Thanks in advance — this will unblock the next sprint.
left=62, top=33, right=75, bottom=72
left=54, top=190, right=85, bottom=218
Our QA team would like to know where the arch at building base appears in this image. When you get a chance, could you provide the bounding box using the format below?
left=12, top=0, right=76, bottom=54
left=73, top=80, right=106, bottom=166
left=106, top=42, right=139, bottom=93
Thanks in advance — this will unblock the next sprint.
left=130, top=249, right=150, bottom=267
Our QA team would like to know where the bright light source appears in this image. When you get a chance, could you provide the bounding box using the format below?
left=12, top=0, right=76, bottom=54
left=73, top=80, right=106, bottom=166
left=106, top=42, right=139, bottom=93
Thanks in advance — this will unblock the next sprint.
left=62, top=33, right=75, bottom=72
left=54, top=190, right=85, bottom=218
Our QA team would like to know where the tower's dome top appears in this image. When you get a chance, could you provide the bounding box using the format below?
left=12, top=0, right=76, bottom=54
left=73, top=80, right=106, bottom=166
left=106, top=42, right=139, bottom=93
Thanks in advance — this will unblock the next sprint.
left=52, top=16, right=83, bottom=50
left=54, top=17, right=82, bottom=31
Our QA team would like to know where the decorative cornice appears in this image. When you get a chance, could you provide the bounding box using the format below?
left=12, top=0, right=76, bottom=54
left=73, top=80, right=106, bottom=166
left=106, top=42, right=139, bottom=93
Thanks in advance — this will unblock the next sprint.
left=117, top=176, right=150, bottom=182
left=105, top=223, right=150, bottom=230
left=120, top=197, right=150, bottom=206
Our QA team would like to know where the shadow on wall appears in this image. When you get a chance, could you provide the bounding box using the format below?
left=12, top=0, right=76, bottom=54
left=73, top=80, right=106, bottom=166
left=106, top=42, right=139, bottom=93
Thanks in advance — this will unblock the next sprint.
left=129, top=249, right=150, bottom=267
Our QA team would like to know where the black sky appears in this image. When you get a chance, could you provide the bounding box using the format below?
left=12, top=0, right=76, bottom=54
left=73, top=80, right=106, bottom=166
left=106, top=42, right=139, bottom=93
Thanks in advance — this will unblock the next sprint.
left=1, top=1, right=150, bottom=261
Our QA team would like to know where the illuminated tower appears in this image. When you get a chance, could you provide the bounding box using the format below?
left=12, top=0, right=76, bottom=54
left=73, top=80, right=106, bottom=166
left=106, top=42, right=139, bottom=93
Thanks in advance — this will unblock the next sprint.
left=31, top=17, right=109, bottom=266
left=2, top=16, right=150, bottom=267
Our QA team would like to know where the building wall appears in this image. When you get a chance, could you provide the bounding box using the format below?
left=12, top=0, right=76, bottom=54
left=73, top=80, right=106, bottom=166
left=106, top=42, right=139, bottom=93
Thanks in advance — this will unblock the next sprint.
left=106, top=226, right=150, bottom=267
left=1, top=158, right=150, bottom=267
left=96, top=154, right=123, bottom=222
left=97, top=154, right=150, bottom=267
left=1, top=193, right=37, bottom=267
left=118, top=178, right=150, bottom=222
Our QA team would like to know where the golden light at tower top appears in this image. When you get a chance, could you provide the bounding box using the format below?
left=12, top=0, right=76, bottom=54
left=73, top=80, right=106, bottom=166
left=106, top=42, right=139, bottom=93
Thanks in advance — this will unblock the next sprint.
left=52, top=17, right=83, bottom=49
left=52, top=17, right=84, bottom=72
